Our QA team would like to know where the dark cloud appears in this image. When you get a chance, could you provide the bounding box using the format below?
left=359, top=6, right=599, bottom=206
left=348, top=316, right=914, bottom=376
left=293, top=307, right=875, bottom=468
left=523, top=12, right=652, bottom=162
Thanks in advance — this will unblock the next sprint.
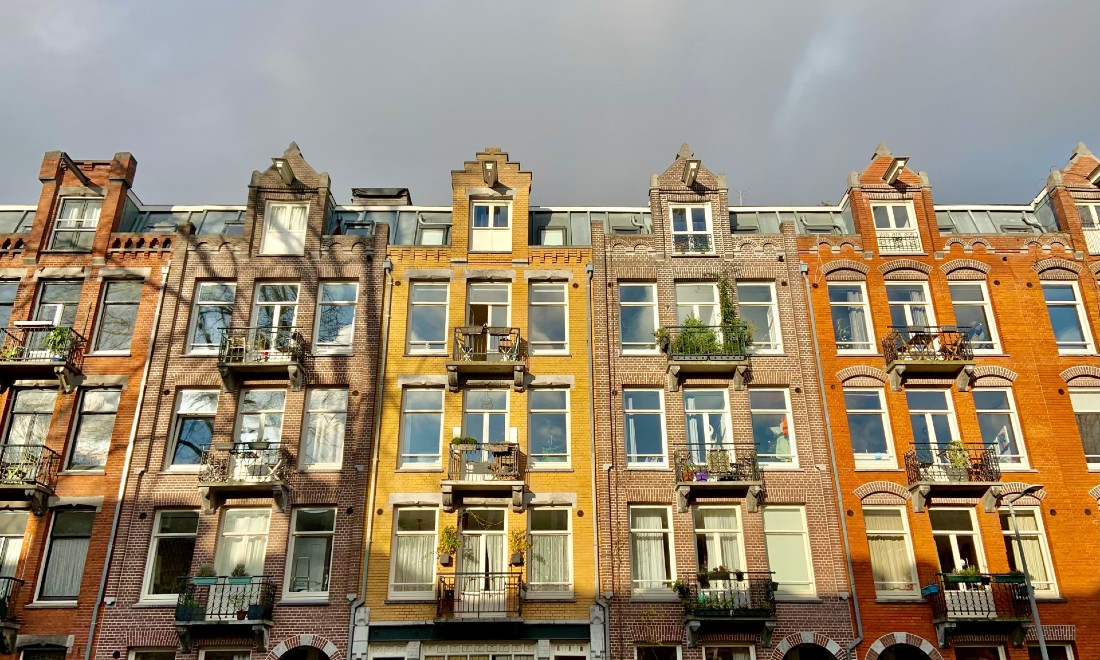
left=1, top=1, right=1097, bottom=206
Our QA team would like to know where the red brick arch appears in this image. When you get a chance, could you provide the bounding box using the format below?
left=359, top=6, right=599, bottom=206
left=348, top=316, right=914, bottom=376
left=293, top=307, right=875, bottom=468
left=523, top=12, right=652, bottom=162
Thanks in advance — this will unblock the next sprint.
left=769, top=632, right=844, bottom=659
left=266, top=635, right=343, bottom=660
left=864, top=632, right=942, bottom=660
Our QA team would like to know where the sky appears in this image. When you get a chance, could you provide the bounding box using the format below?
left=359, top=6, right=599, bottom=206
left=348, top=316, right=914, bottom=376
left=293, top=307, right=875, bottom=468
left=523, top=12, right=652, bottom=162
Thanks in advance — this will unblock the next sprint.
left=1, top=1, right=1098, bottom=208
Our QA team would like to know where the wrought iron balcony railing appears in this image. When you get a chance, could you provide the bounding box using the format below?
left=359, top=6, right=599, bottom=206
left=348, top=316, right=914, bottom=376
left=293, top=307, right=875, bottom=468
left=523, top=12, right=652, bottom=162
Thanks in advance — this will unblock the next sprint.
left=681, top=571, right=776, bottom=619
left=0, top=576, right=24, bottom=623
left=662, top=325, right=749, bottom=361
left=0, top=444, right=60, bottom=491
left=905, top=442, right=1000, bottom=485
left=877, top=230, right=924, bottom=254
left=175, top=575, right=276, bottom=623
left=673, top=443, right=761, bottom=484
left=437, top=572, right=523, bottom=619
left=451, top=326, right=524, bottom=363
left=0, top=325, right=85, bottom=392
left=218, top=326, right=306, bottom=366
left=883, top=325, right=973, bottom=364
left=924, top=574, right=1030, bottom=622
left=673, top=234, right=714, bottom=254
left=447, top=443, right=523, bottom=482
left=198, top=443, right=293, bottom=486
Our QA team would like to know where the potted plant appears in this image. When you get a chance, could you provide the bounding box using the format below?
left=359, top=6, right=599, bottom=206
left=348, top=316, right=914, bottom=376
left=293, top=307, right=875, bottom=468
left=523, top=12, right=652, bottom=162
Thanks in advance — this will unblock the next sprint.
left=451, top=436, right=478, bottom=447
left=175, top=594, right=204, bottom=622
left=509, top=529, right=530, bottom=567
left=652, top=327, right=670, bottom=352
left=226, top=563, right=252, bottom=585
left=670, top=579, right=689, bottom=600
left=993, top=570, right=1027, bottom=584
left=696, top=572, right=710, bottom=588
left=707, top=565, right=731, bottom=581
left=679, top=466, right=695, bottom=482
left=438, top=525, right=459, bottom=566
left=193, top=564, right=218, bottom=586
left=247, top=601, right=265, bottom=620
left=43, top=326, right=75, bottom=361
left=0, top=345, right=23, bottom=361
left=671, top=316, right=720, bottom=357
left=944, top=565, right=984, bottom=584
left=694, top=469, right=708, bottom=482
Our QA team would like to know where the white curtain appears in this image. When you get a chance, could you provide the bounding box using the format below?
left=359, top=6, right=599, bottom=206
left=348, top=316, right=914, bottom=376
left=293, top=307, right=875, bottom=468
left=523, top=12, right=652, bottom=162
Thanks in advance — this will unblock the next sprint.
left=393, top=534, right=434, bottom=592
left=304, top=411, right=345, bottom=465
left=631, top=510, right=670, bottom=590
left=530, top=534, right=568, bottom=590
left=264, top=204, right=307, bottom=254
left=1005, top=513, right=1051, bottom=589
left=217, top=511, right=269, bottom=575
left=866, top=510, right=914, bottom=591
left=841, top=289, right=870, bottom=346
left=697, top=508, right=740, bottom=571
left=41, top=537, right=89, bottom=598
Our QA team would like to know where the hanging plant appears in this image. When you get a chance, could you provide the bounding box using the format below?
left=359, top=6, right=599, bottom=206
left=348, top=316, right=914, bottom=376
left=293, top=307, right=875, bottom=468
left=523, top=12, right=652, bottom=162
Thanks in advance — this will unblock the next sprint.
left=509, top=529, right=530, bottom=566
left=438, top=525, right=459, bottom=565
left=716, top=273, right=753, bottom=352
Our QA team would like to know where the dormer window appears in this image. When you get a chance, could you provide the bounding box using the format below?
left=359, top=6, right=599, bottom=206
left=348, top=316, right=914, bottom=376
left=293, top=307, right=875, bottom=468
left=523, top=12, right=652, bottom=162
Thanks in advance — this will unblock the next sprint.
left=1078, top=204, right=1100, bottom=255
left=50, top=198, right=102, bottom=251
left=260, top=202, right=308, bottom=255
left=539, top=227, right=565, bottom=246
left=871, top=202, right=922, bottom=255
left=670, top=205, right=713, bottom=254
left=470, top=202, right=511, bottom=252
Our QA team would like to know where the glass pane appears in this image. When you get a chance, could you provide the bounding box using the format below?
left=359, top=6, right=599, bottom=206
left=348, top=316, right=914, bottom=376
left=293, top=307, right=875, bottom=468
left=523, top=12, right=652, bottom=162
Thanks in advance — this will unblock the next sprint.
left=531, top=509, right=568, bottom=531
left=295, top=509, right=336, bottom=532
left=397, top=509, right=435, bottom=532
left=320, top=283, right=356, bottom=302
left=158, top=511, right=199, bottom=534
left=620, top=285, right=655, bottom=304
left=929, top=509, right=974, bottom=532
left=1042, top=283, right=1076, bottom=303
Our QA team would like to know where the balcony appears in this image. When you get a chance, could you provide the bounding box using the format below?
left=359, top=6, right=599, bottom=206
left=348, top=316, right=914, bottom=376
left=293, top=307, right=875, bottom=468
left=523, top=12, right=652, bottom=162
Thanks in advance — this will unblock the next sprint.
left=673, top=234, right=714, bottom=255
left=0, top=324, right=85, bottom=393
left=0, top=577, right=24, bottom=654
left=437, top=572, right=523, bottom=621
left=876, top=229, right=924, bottom=255
left=174, top=575, right=276, bottom=652
left=446, top=326, right=527, bottom=392
left=218, top=327, right=307, bottom=391
left=922, top=574, right=1031, bottom=647
left=441, top=444, right=525, bottom=513
left=681, top=572, right=777, bottom=647
left=0, top=445, right=60, bottom=516
left=672, top=443, right=763, bottom=513
left=197, top=443, right=293, bottom=513
left=882, top=326, right=975, bottom=392
left=660, top=325, right=750, bottom=391
left=904, top=442, right=1002, bottom=513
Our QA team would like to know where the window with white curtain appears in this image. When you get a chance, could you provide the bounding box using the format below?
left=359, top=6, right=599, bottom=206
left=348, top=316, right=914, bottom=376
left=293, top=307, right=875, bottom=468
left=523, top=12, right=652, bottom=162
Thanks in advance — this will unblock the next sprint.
left=886, top=282, right=935, bottom=330
left=68, top=389, right=120, bottom=470
left=463, top=390, right=508, bottom=443
left=50, top=198, right=102, bottom=251
left=286, top=508, right=335, bottom=596
left=142, top=510, right=198, bottom=601
left=301, top=389, right=347, bottom=469
left=737, top=282, right=781, bottom=353
left=828, top=283, right=873, bottom=352
left=215, top=509, right=270, bottom=576
left=864, top=507, right=918, bottom=597
left=629, top=506, right=673, bottom=594
left=4, top=389, right=56, bottom=445
left=949, top=282, right=999, bottom=352
left=999, top=508, right=1056, bottom=596
left=701, top=648, right=752, bottom=660
left=973, top=389, right=1026, bottom=467
left=187, top=282, right=236, bottom=354
left=168, top=390, right=218, bottom=468
left=390, top=509, right=436, bottom=598
left=929, top=509, right=984, bottom=573
left=624, top=389, right=666, bottom=467
left=683, top=390, right=731, bottom=464
left=400, top=389, right=444, bottom=467
left=675, top=283, right=719, bottom=326
left=236, top=389, right=285, bottom=447
left=260, top=202, right=308, bottom=255
left=694, top=507, right=745, bottom=576
left=763, top=506, right=814, bottom=596
left=620, top=283, right=659, bottom=353
left=0, top=512, right=27, bottom=578
left=845, top=389, right=894, bottom=468
left=1070, top=389, right=1100, bottom=468
left=528, top=508, right=571, bottom=596
left=314, top=282, right=357, bottom=353
left=39, top=510, right=94, bottom=600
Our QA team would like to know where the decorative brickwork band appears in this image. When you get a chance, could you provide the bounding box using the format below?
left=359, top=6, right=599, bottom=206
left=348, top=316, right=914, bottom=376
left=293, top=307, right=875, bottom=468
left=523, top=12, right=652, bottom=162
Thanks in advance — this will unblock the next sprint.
left=879, top=259, right=931, bottom=279
left=821, top=259, right=869, bottom=281
left=1034, top=258, right=1082, bottom=279
left=864, top=633, right=942, bottom=660
left=1090, top=485, right=1100, bottom=504
left=854, top=481, right=910, bottom=502
left=970, top=365, right=1018, bottom=386
left=940, top=259, right=990, bottom=280
left=1060, top=365, right=1100, bottom=385
left=999, top=482, right=1047, bottom=504
left=267, top=634, right=344, bottom=660
left=769, top=632, right=844, bottom=660
left=836, top=366, right=888, bottom=385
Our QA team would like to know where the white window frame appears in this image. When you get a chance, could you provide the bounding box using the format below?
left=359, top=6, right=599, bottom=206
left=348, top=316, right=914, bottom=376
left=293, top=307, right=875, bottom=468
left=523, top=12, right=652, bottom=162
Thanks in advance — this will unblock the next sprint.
left=906, top=389, right=960, bottom=447
left=299, top=388, right=348, bottom=470
left=628, top=505, right=675, bottom=596
left=251, top=282, right=300, bottom=331
left=528, top=389, right=571, bottom=468
left=259, top=201, right=309, bottom=256
left=407, top=281, right=450, bottom=355
left=929, top=507, right=986, bottom=573
left=863, top=506, right=918, bottom=599
left=624, top=389, right=667, bottom=468
left=885, top=281, right=937, bottom=330
left=313, top=281, right=357, bottom=355
left=948, top=281, right=1001, bottom=353
left=462, top=389, right=510, bottom=444
left=749, top=388, right=797, bottom=467
left=166, top=389, right=219, bottom=471
left=469, top=201, right=512, bottom=252
left=845, top=388, right=895, bottom=469
left=66, top=388, right=120, bottom=471
left=1042, top=281, right=1095, bottom=354
left=50, top=197, right=102, bottom=251
left=973, top=388, right=1028, bottom=469
left=619, top=283, right=659, bottom=355
left=399, top=388, right=445, bottom=468
left=197, top=649, right=252, bottom=660
left=634, top=647, right=683, bottom=660
left=388, top=507, right=438, bottom=600
left=828, top=282, right=875, bottom=354
left=284, top=507, right=336, bottom=599
left=872, top=202, right=922, bottom=254
left=763, top=505, right=815, bottom=597
left=92, top=279, right=142, bottom=354
left=187, top=282, right=236, bottom=355
left=527, top=507, right=573, bottom=598
left=2, top=388, right=57, bottom=446
left=693, top=505, right=747, bottom=574
left=683, top=388, right=732, bottom=450
left=214, top=508, right=271, bottom=576
left=999, top=506, right=1057, bottom=597
left=128, top=649, right=177, bottom=660
left=234, top=389, right=287, bottom=447
left=700, top=647, right=755, bottom=660
left=35, top=508, right=95, bottom=603
left=675, top=283, right=720, bottom=326
left=34, top=280, right=82, bottom=328
left=737, top=282, right=782, bottom=354
left=670, top=204, right=714, bottom=255
left=1078, top=203, right=1100, bottom=255
left=527, top=282, right=569, bottom=355
left=1070, top=389, right=1100, bottom=469
left=140, top=510, right=199, bottom=603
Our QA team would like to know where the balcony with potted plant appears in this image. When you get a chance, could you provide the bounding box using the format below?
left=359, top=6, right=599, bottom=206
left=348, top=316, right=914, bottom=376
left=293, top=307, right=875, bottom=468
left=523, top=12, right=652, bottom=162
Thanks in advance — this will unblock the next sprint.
left=658, top=278, right=754, bottom=392
left=921, top=569, right=1031, bottom=647
left=676, top=571, right=777, bottom=647
left=173, top=568, right=277, bottom=652
left=0, top=322, right=85, bottom=392
left=904, top=440, right=1004, bottom=513
left=446, top=325, right=527, bottom=392
left=441, top=436, right=526, bottom=513
left=671, top=442, right=763, bottom=513
left=881, top=325, right=975, bottom=391
left=196, top=442, right=294, bottom=513
left=217, top=326, right=308, bottom=391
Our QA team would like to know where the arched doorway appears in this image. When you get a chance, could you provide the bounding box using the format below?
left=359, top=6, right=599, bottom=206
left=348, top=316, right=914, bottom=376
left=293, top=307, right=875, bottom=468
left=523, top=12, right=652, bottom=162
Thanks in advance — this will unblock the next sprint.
left=281, top=647, right=331, bottom=660
left=783, top=645, right=834, bottom=660
left=879, top=646, right=930, bottom=660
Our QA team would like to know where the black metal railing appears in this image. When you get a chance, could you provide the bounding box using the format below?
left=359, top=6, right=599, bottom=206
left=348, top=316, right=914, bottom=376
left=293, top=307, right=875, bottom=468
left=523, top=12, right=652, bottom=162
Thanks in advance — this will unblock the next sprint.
left=876, top=231, right=924, bottom=254
left=925, top=574, right=1030, bottom=621
left=672, top=443, right=760, bottom=483
left=663, top=325, right=749, bottom=361
left=447, top=444, right=523, bottom=482
left=0, top=325, right=84, bottom=368
left=882, top=325, right=973, bottom=364
left=673, top=234, right=714, bottom=254
left=218, top=327, right=306, bottom=366
left=904, top=442, right=1000, bottom=485
left=681, top=571, right=776, bottom=619
left=452, top=326, right=524, bottom=363
left=175, top=575, right=276, bottom=623
left=0, top=577, right=24, bottom=622
left=0, top=444, right=60, bottom=491
left=197, top=444, right=294, bottom=485
left=437, top=572, right=523, bottom=619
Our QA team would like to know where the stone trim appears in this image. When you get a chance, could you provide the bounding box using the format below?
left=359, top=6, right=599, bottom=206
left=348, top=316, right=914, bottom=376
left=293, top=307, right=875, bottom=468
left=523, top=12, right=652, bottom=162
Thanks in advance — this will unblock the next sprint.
left=821, top=259, right=868, bottom=281
left=463, top=269, right=515, bottom=282
left=854, top=481, right=910, bottom=502
left=15, top=634, right=74, bottom=650
left=32, top=266, right=88, bottom=280
left=388, top=493, right=443, bottom=507
left=397, top=375, right=449, bottom=388
left=81, top=375, right=130, bottom=387
left=879, top=259, right=931, bottom=279
left=770, top=632, right=844, bottom=660
left=1034, top=258, right=1082, bottom=279
left=524, top=269, right=573, bottom=282
left=864, top=633, right=942, bottom=660
left=836, top=366, right=888, bottom=385
left=47, top=496, right=104, bottom=511
left=1089, top=484, right=1100, bottom=504
left=528, top=492, right=579, bottom=506
left=1024, top=625, right=1075, bottom=642
left=0, top=268, right=24, bottom=280
left=999, top=482, right=1046, bottom=505
left=1060, top=365, right=1100, bottom=385
left=941, top=259, right=990, bottom=280
left=529, top=375, right=576, bottom=388
left=403, top=268, right=453, bottom=281
left=267, top=634, right=344, bottom=660
left=97, top=267, right=152, bottom=281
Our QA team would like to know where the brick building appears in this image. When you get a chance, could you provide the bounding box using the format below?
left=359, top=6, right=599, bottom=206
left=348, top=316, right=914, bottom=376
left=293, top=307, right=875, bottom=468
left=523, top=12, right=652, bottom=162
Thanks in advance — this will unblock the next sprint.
left=88, top=144, right=384, bottom=660
left=591, top=146, right=855, bottom=660
left=0, top=152, right=171, bottom=659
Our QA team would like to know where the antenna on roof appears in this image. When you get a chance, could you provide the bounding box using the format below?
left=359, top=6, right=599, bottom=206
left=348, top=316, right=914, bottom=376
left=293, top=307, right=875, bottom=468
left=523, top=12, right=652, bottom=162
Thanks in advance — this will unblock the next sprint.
left=733, top=189, right=748, bottom=206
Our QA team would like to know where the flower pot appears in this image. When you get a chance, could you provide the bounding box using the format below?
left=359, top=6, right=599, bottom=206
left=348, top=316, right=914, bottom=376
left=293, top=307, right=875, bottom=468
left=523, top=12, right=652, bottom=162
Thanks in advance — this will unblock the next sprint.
left=438, top=553, right=452, bottom=567
left=175, top=604, right=204, bottom=621
left=249, top=441, right=270, bottom=451
left=694, top=471, right=708, bottom=482
left=236, top=610, right=247, bottom=621
left=944, top=574, right=983, bottom=584
left=226, top=576, right=252, bottom=585
left=510, top=552, right=524, bottom=567
left=192, top=577, right=218, bottom=586
left=696, top=573, right=710, bottom=588
left=708, top=570, right=730, bottom=581
left=992, top=574, right=1026, bottom=584
left=247, top=603, right=264, bottom=620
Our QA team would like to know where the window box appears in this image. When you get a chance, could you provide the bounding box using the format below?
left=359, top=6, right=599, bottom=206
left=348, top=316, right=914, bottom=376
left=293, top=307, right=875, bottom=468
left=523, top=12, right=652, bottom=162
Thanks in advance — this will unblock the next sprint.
left=191, top=577, right=217, bottom=586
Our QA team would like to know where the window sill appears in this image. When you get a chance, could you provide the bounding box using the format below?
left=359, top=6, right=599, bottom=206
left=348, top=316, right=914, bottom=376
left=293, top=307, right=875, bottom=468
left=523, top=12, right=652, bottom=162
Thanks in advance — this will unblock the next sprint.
left=396, top=467, right=443, bottom=473
left=27, top=601, right=78, bottom=608
left=773, top=594, right=822, bottom=603
left=999, top=466, right=1036, bottom=473
left=625, top=466, right=671, bottom=471
left=1034, top=595, right=1066, bottom=603
left=836, top=351, right=882, bottom=358
left=874, top=597, right=925, bottom=604
left=524, top=593, right=575, bottom=602
left=299, top=467, right=343, bottom=474
left=182, top=352, right=218, bottom=358
left=404, top=352, right=448, bottom=359
left=671, top=253, right=719, bottom=258
left=760, top=464, right=801, bottom=471
left=748, top=351, right=786, bottom=358
left=971, top=352, right=1008, bottom=357
left=313, top=351, right=354, bottom=357
left=854, top=466, right=901, bottom=472
left=620, top=351, right=662, bottom=357
left=527, top=467, right=573, bottom=473
left=279, top=597, right=330, bottom=606
left=88, top=351, right=132, bottom=358
left=528, top=352, right=572, bottom=358
left=1056, top=350, right=1097, bottom=356
left=160, top=467, right=200, bottom=475
left=385, top=597, right=435, bottom=604
left=59, top=470, right=106, bottom=476
left=39, top=249, right=93, bottom=255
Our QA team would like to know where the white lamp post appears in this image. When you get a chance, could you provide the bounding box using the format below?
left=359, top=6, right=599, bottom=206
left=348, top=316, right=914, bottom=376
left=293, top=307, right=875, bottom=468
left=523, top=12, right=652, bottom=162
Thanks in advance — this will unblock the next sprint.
left=1004, top=485, right=1048, bottom=660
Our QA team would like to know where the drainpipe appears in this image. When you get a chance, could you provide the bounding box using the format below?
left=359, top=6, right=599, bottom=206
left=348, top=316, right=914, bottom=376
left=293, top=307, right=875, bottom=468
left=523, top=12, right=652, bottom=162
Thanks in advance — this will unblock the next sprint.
left=585, top=262, right=609, bottom=660
left=802, top=262, right=863, bottom=659
left=349, top=255, right=393, bottom=660
left=85, top=263, right=170, bottom=660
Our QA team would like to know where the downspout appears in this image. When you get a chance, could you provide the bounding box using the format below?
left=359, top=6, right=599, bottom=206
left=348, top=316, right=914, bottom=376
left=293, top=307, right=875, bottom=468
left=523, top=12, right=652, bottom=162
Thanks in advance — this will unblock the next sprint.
left=85, top=262, right=170, bottom=660
left=585, top=262, right=609, bottom=660
left=802, top=262, right=863, bottom=658
left=350, top=255, right=393, bottom=659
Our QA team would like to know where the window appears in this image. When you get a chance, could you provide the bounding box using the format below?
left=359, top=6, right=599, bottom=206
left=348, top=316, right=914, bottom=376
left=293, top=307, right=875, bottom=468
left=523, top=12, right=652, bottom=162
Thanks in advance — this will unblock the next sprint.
left=463, top=390, right=508, bottom=443
left=3, top=389, right=56, bottom=445
left=907, top=389, right=958, bottom=448
left=763, top=506, right=813, bottom=596
left=737, top=283, right=781, bottom=352
left=675, top=283, right=719, bottom=325
left=390, top=508, right=436, bottom=598
left=636, top=647, right=680, bottom=660
left=529, top=389, right=569, bottom=465
left=466, top=281, right=510, bottom=333
left=845, top=389, right=894, bottom=468
left=1070, top=390, right=1100, bottom=468
left=314, top=282, right=357, bottom=354
left=886, top=282, right=935, bottom=330
left=301, top=389, right=348, bottom=469
left=929, top=509, right=984, bottom=573
left=620, top=283, right=659, bottom=353
left=130, top=652, right=177, bottom=660
left=39, top=510, right=94, bottom=600
left=624, top=390, right=666, bottom=467
left=828, top=283, right=873, bottom=352
left=407, top=282, right=449, bottom=354
left=93, top=280, right=142, bottom=352
left=973, top=389, right=1026, bottom=467
left=286, top=508, right=335, bottom=596
left=253, top=283, right=299, bottom=334
left=50, top=198, right=102, bottom=251
left=700, top=649, right=752, bottom=660
left=694, top=507, right=745, bottom=575
left=68, top=389, right=120, bottom=470
left=0, top=512, right=28, bottom=577
left=872, top=203, right=921, bottom=254
left=629, top=506, right=673, bottom=593
left=35, top=281, right=82, bottom=327
left=528, top=282, right=567, bottom=354
left=470, top=202, right=511, bottom=252
left=1029, top=645, right=1074, bottom=660
left=538, top=227, right=565, bottom=246
left=143, top=510, right=198, bottom=601
left=684, top=389, right=731, bottom=464
left=215, top=509, right=270, bottom=575
left=949, top=282, right=999, bottom=352
left=528, top=508, right=571, bottom=595
left=671, top=205, right=713, bottom=254
left=863, top=507, right=917, bottom=597
left=187, top=282, right=236, bottom=354
left=1042, top=282, right=1093, bottom=353
left=260, top=202, right=308, bottom=255
left=999, top=508, right=1056, bottom=595
left=400, top=389, right=444, bottom=467
left=0, top=281, right=16, bottom=330
left=168, top=390, right=218, bottom=467
left=1079, top=203, right=1100, bottom=255
left=749, top=389, right=795, bottom=465
left=236, top=390, right=286, bottom=447
left=200, top=651, right=251, bottom=660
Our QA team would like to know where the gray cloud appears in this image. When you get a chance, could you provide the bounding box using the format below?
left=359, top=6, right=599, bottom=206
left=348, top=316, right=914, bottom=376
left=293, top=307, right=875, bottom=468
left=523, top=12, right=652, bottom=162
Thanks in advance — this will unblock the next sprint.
left=1, top=0, right=1097, bottom=207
